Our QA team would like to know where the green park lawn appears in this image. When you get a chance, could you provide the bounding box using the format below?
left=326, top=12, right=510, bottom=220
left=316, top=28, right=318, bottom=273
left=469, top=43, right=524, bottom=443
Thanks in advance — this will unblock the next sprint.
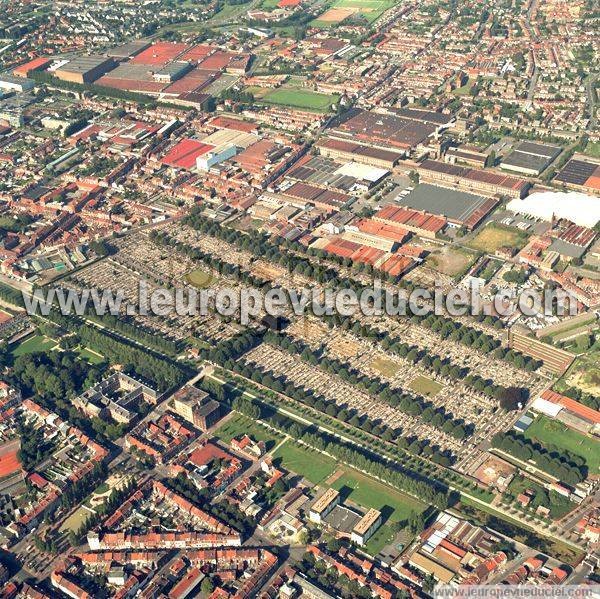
left=524, top=415, right=600, bottom=474
left=77, top=347, right=105, bottom=365
left=272, top=440, right=337, bottom=484
left=10, top=335, right=56, bottom=357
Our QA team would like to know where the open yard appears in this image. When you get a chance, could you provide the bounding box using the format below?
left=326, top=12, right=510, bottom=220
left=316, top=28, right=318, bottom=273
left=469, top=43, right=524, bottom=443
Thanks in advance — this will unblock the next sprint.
left=467, top=223, right=529, bottom=253
left=10, top=335, right=57, bottom=357
left=425, top=246, right=479, bottom=277
left=215, top=413, right=283, bottom=452
left=507, top=475, right=574, bottom=520
left=60, top=506, right=92, bottom=533
left=186, top=267, right=217, bottom=289
left=524, top=415, right=600, bottom=474
left=409, top=375, right=444, bottom=397
left=272, top=440, right=337, bottom=484
left=260, top=87, right=339, bottom=112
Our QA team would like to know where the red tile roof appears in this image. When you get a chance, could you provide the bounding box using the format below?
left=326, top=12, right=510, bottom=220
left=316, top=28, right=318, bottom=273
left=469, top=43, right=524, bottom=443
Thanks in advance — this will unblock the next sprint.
left=161, top=139, right=214, bottom=170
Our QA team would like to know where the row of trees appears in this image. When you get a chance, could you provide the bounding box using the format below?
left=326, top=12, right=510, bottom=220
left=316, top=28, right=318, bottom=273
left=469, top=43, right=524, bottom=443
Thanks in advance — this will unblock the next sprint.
left=0, top=282, right=25, bottom=307
left=297, top=551, right=381, bottom=599
left=43, top=309, right=187, bottom=391
left=491, top=431, right=586, bottom=486
left=181, top=211, right=541, bottom=378
left=263, top=330, right=470, bottom=441
left=208, top=372, right=492, bottom=501
left=559, top=384, right=600, bottom=412
left=61, top=462, right=108, bottom=510
left=224, top=375, right=454, bottom=507
left=268, top=409, right=455, bottom=509
left=217, top=345, right=457, bottom=467
left=84, top=312, right=183, bottom=356
left=150, top=230, right=271, bottom=291
left=17, top=418, right=52, bottom=471
left=68, top=477, right=138, bottom=546
left=319, top=315, right=528, bottom=406
left=197, top=329, right=262, bottom=365
left=236, top=358, right=457, bottom=464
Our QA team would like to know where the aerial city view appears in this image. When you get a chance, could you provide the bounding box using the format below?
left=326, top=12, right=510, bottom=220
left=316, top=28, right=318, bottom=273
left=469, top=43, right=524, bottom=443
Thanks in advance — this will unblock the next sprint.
left=0, top=0, right=597, bottom=597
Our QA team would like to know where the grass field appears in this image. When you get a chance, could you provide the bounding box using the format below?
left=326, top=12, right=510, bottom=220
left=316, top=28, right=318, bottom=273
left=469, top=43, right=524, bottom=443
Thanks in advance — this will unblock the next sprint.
left=331, top=469, right=424, bottom=523
left=468, top=223, right=529, bottom=253
left=409, top=375, right=443, bottom=397
left=363, top=524, right=396, bottom=555
left=186, top=268, right=217, bottom=289
left=272, top=440, right=337, bottom=484
left=60, top=506, right=92, bottom=533
left=524, top=415, right=600, bottom=473
left=584, top=141, right=600, bottom=158
left=77, top=347, right=105, bottom=365
left=11, top=335, right=56, bottom=357
left=312, top=0, right=394, bottom=26
left=259, top=87, right=339, bottom=112
left=215, top=413, right=283, bottom=452
left=370, top=357, right=401, bottom=377
left=452, top=78, right=475, bottom=96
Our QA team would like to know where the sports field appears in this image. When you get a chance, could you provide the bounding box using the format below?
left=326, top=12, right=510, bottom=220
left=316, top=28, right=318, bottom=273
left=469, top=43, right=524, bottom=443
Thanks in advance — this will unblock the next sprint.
left=272, top=440, right=337, bottom=484
left=330, top=469, right=425, bottom=523
left=468, top=223, right=529, bottom=253
left=524, top=415, right=599, bottom=473
left=11, top=335, right=56, bottom=357
left=259, top=87, right=339, bottom=112
left=313, top=0, right=394, bottom=25
left=409, top=375, right=443, bottom=397
left=186, top=268, right=217, bottom=289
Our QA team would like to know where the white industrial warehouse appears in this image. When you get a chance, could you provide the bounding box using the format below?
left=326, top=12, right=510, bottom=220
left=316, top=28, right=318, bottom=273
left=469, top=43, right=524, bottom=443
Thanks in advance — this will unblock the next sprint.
left=506, top=191, right=600, bottom=228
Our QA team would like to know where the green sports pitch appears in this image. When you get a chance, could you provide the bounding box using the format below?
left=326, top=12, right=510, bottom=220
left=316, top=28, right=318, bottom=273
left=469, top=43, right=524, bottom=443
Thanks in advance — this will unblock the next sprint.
left=312, top=0, right=394, bottom=26
left=524, top=415, right=600, bottom=474
left=259, top=88, right=339, bottom=112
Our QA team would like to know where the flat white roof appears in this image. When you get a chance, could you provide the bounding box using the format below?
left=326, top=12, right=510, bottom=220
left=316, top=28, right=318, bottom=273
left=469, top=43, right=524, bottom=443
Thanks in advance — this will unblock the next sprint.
left=507, top=191, right=600, bottom=228
left=335, top=161, right=388, bottom=182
